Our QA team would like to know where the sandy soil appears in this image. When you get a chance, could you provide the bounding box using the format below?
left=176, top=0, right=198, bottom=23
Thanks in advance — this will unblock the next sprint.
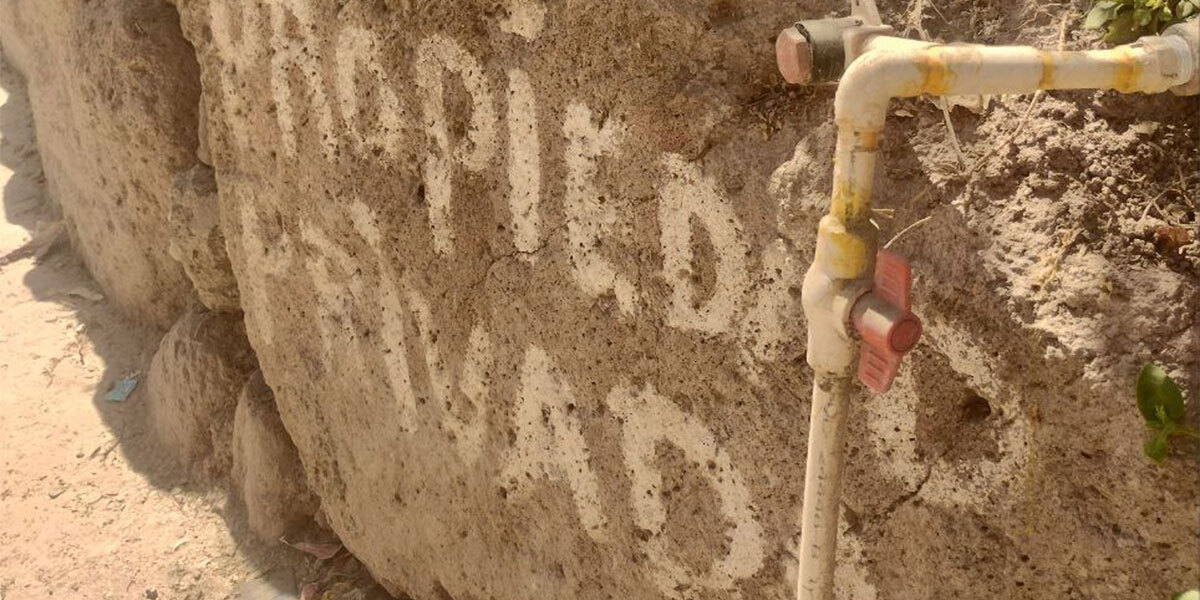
left=0, top=53, right=383, bottom=600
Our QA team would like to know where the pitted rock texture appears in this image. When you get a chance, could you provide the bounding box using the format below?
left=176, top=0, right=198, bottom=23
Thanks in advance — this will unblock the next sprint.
left=232, top=370, right=318, bottom=543
left=170, top=164, right=241, bottom=312
left=0, top=0, right=201, bottom=329
left=166, top=0, right=1200, bottom=598
left=2, top=0, right=1196, bottom=598
left=145, top=309, right=257, bottom=476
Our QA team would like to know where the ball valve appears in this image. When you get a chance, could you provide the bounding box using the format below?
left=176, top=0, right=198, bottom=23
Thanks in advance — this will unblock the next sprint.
left=849, top=251, right=921, bottom=393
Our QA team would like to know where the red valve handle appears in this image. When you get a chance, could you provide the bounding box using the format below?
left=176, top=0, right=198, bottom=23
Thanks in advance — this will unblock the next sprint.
left=852, top=251, right=921, bottom=393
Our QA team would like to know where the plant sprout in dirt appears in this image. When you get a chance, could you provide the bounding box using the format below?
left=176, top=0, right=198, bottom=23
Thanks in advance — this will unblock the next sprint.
left=1137, top=364, right=1198, bottom=462
left=1086, top=0, right=1200, bottom=43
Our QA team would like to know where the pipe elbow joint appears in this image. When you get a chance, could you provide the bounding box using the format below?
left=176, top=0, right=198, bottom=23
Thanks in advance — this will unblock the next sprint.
left=834, top=47, right=929, bottom=130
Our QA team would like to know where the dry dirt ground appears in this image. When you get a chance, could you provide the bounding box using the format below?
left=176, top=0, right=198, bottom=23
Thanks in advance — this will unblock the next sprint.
left=0, top=54, right=385, bottom=600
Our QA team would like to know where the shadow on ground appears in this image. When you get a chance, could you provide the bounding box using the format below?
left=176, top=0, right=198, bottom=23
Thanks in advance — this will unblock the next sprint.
left=0, top=46, right=390, bottom=599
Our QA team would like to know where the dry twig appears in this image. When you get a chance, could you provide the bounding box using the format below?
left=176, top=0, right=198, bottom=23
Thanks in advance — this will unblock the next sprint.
left=885, top=216, right=935, bottom=249
left=907, top=0, right=970, bottom=169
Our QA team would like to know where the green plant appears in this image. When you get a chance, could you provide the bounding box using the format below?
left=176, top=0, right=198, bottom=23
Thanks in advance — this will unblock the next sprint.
left=1085, top=0, right=1200, bottom=44
left=1172, top=590, right=1199, bottom=600
left=1137, top=364, right=1198, bottom=462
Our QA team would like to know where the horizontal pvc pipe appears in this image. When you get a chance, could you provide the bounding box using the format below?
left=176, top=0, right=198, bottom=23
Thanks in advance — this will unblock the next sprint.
left=837, top=37, right=1194, bottom=132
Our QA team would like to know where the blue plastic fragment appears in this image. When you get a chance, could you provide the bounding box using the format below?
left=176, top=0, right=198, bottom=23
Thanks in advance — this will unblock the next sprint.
left=104, top=376, right=139, bottom=402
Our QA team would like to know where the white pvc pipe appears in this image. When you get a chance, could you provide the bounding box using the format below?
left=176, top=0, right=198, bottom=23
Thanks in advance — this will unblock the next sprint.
left=795, top=374, right=853, bottom=600
left=839, top=36, right=1195, bottom=132
left=797, top=31, right=1196, bottom=600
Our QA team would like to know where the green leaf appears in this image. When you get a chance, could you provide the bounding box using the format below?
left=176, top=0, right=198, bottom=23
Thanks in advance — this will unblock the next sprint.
left=1152, top=4, right=1172, bottom=31
left=1135, top=7, right=1153, bottom=25
left=1086, top=4, right=1115, bottom=27
left=1173, top=590, right=1200, bottom=600
left=1137, top=366, right=1162, bottom=425
left=1105, top=11, right=1143, bottom=43
left=1144, top=430, right=1170, bottom=462
left=1137, top=364, right=1185, bottom=426
left=1086, top=1, right=1129, bottom=28
left=1180, top=1, right=1198, bottom=19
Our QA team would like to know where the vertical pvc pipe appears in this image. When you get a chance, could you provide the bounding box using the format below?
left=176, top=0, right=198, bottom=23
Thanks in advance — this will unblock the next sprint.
left=796, top=374, right=854, bottom=600
left=828, top=127, right=879, bottom=227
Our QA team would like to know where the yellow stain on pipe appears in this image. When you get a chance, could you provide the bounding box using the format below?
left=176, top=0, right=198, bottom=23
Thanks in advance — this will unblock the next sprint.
left=921, top=47, right=952, bottom=96
left=830, top=172, right=874, bottom=224
left=816, top=216, right=873, bottom=280
left=855, top=130, right=879, bottom=152
left=1038, top=51, right=1057, bottom=89
left=849, top=185, right=874, bottom=223
left=830, top=129, right=880, bottom=224
left=1112, top=46, right=1143, bottom=93
left=830, top=178, right=855, bottom=222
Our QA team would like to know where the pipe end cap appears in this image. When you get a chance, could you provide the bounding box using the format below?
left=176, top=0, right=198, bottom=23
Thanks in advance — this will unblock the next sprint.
left=776, top=27, right=813, bottom=84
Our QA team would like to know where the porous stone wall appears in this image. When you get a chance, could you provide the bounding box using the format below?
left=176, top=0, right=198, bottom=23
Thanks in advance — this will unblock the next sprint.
left=0, top=0, right=203, bottom=328
left=2, top=0, right=1197, bottom=598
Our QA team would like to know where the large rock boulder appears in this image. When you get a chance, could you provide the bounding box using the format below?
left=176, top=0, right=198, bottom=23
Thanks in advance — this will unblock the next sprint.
left=0, top=0, right=201, bottom=329
left=165, top=1, right=1198, bottom=598
left=231, top=370, right=318, bottom=542
left=145, top=310, right=257, bottom=475
left=3, top=0, right=1196, bottom=598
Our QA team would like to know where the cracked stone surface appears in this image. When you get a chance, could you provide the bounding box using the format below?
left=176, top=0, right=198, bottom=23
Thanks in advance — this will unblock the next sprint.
left=1, top=0, right=1196, bottom=598
left=169, top=163, right=242, bottom=312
